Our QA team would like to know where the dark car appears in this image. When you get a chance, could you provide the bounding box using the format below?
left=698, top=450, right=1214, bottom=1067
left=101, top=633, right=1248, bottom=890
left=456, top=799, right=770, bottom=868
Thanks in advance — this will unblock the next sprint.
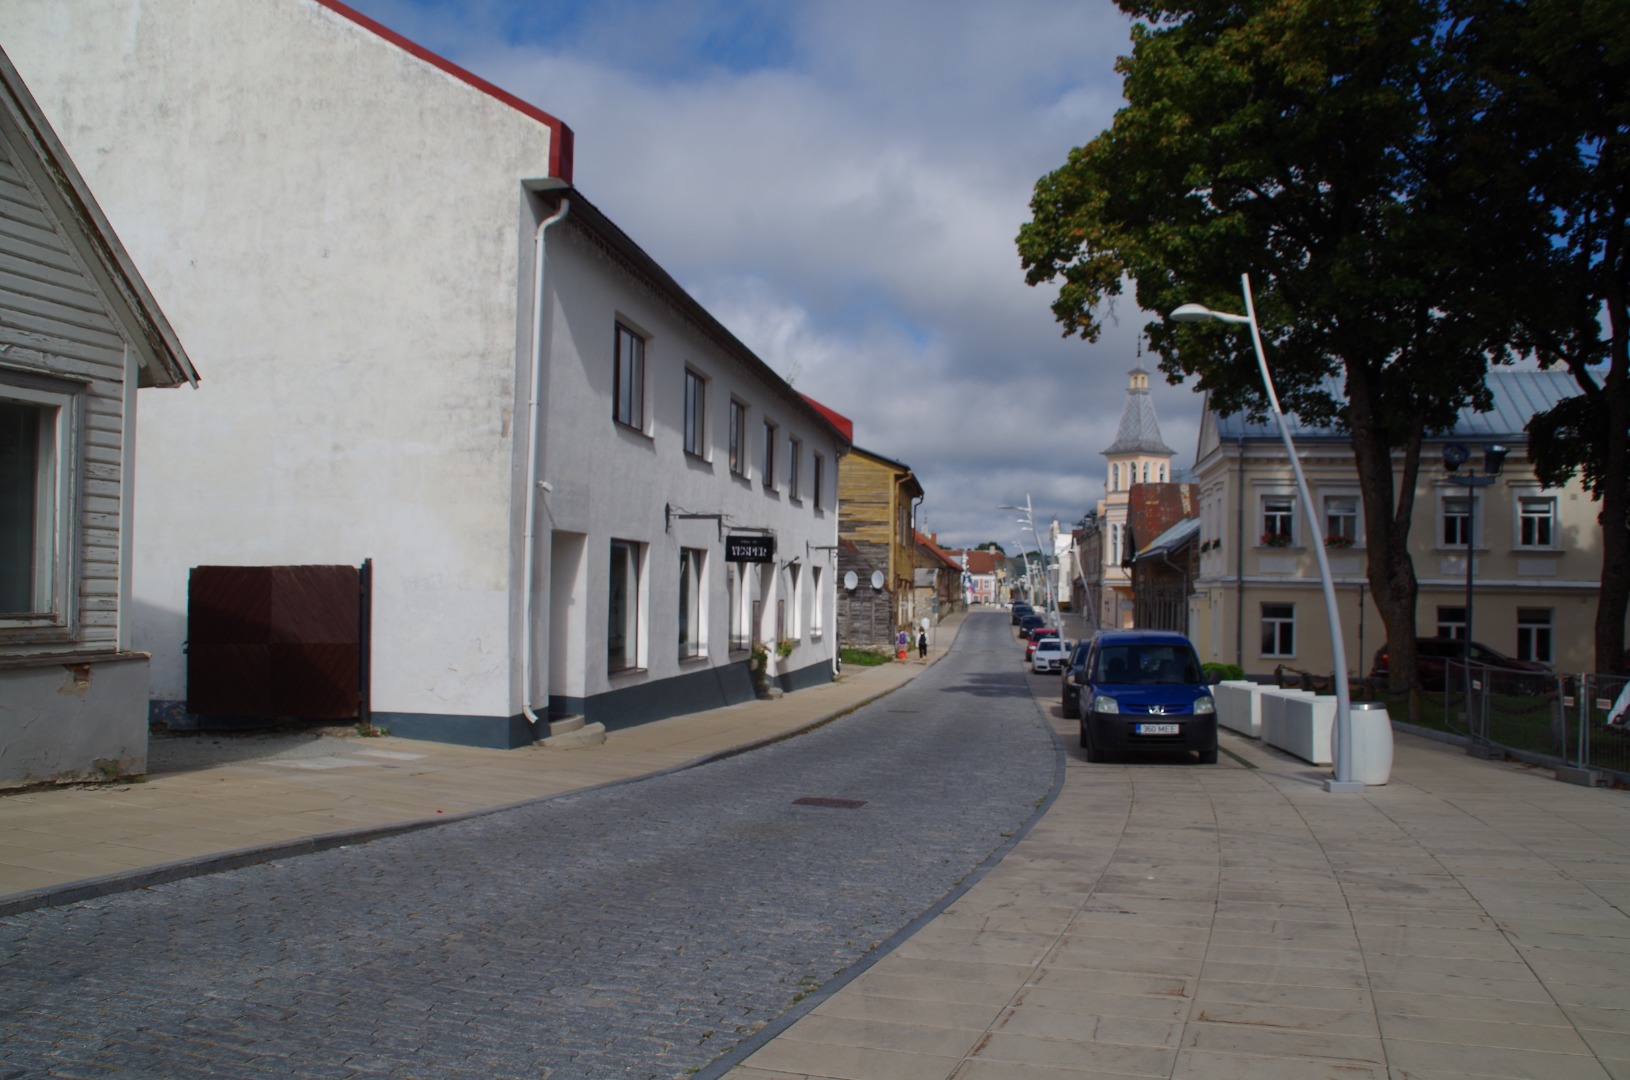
left=1371, top=637, right=1551, bottom=692
left=1017, top=613, right=1045, bottom=638
left=1010, top=602, right=1034, bottom=626
left=1061, top=639, right=1093, bottom=718
left=1078, top=630, right=1217, bottom=764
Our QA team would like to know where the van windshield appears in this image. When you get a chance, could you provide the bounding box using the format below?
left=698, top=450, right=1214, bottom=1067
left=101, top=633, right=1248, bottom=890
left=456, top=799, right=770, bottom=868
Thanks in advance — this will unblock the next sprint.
left=1093, top=644, right=1201, bottom=685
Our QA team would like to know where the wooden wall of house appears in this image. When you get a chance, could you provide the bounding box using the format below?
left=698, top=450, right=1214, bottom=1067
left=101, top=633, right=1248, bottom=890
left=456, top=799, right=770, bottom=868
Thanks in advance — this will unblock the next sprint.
left=0, top=133, right=129, bottom=657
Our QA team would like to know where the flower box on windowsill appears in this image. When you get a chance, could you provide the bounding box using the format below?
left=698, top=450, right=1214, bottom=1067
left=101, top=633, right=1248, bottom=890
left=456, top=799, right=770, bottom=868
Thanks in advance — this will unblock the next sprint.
left=1324, top=536, right=1356, bottom=549
left=1260, top=534, right=1293, bottom=549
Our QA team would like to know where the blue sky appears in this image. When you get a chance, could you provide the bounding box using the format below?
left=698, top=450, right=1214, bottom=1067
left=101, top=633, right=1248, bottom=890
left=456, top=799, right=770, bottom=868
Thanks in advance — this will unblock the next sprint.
left=345, top=0, right=1200, bottom=551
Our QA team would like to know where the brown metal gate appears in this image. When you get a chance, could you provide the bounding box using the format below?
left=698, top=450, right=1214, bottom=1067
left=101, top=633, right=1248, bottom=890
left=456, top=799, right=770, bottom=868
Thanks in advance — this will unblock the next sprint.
left=186, top=562, right=372, bottom=720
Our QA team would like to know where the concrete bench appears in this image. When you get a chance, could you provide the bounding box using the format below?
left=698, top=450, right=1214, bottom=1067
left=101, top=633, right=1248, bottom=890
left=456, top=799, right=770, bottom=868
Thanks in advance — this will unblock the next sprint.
left=1261, top=689, right=1335, bottom=765
left=1213, top=681, right=1264, bottom=738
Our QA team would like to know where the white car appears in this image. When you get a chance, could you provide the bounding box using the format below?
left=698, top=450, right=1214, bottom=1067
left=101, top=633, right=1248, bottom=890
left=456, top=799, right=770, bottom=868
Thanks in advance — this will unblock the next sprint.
left=1032, top=638, right=1070, bottom=674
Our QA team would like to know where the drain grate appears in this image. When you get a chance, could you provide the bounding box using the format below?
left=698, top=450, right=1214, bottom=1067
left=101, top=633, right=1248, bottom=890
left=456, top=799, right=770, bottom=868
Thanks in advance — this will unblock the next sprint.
left=793, top=796, right=868, bottom=809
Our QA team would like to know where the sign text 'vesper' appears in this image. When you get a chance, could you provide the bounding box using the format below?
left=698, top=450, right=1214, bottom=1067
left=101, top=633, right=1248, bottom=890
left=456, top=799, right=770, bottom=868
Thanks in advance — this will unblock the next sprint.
left=725, top=534, right=775, bottom=563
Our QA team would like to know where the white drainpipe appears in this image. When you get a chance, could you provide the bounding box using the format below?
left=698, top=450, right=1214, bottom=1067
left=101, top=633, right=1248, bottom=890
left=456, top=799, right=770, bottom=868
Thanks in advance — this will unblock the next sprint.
left=520, top=193, right=570, bottom=728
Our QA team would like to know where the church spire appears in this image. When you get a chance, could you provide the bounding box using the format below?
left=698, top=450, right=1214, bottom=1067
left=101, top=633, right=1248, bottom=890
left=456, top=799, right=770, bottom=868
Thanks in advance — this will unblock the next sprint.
left=1103, top=364, right=1175, bottom=457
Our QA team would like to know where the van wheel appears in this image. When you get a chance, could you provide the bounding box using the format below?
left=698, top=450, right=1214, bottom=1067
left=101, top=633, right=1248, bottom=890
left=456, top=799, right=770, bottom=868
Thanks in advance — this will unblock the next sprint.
left=1198, top=747, right=1218, bottom=765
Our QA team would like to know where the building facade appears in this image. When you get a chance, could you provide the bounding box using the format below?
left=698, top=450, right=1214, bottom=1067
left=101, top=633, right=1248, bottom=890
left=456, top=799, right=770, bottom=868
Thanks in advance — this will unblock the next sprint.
left=836, top=446, right=923, bottom=647
left=0, top=46, right=198, bottom=787
left=7, top=0, right=845, bottom=749
left=1191, top=370, right=1611, bottom=679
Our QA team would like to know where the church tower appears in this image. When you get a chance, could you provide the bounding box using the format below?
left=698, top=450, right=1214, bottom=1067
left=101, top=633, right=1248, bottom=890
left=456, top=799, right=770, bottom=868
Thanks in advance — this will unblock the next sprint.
left=1095, top=365, right=1175, bottom=628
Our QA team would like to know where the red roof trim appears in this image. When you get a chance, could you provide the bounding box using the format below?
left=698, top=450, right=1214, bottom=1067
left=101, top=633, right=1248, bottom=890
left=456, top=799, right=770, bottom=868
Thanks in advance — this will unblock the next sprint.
left=800, top=394, right=854, bottom=442
left=313, top=0, right=574, bottom=183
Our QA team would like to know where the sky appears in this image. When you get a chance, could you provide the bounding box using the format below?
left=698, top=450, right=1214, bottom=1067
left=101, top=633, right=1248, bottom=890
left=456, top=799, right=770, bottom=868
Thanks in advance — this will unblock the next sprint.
left=345, top=0, right=1204, bottom=553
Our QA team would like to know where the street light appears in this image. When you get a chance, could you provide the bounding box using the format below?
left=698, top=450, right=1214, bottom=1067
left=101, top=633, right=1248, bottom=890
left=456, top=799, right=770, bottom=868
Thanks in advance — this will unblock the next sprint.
left=1172, top=273, right=1363, bottom=792
left=1443, top=442, right=1508, bottom=743
left=1002, top=496, right=1060, bottom=635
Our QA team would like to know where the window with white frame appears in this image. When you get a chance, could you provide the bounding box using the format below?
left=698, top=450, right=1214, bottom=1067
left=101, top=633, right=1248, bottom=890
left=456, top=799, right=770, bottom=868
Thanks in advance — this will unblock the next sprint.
left=1324, top=494, right=1358, bottom=546
left=1261, top=603, right=1295, bottom=657
left=1, top=380, right=78, bottom=630
left=679, top=547, right=706, bottom=659
left=683, top=369, right=706, bottom=457
left=727, top=562, right=749, bottom=651
left=1518, top=495, right=1557, bottom=548
left=1517, top=608, right=1552, bottom=664
left=1261, top=496, right=1295, bottom=545
left=613, top=322, right=645, bottom=430
left=813, top=454, right=825, bottom=511
left=788, top=436, right=802, bottom=501
left=1109, top=463, right=1118, bottom=492
left=728, top=399, right=747, bottom=476
left=608, top=539, right=645, bottom=672
left=811, top=566, right=824, bottom=637
left=787, top=562, right=802, bottom=638
left=1437, top=606, right=1467, bottom=640
left=762, top=420, right=776, bottom=489
left=1442, top=494, right=1472, bottom=547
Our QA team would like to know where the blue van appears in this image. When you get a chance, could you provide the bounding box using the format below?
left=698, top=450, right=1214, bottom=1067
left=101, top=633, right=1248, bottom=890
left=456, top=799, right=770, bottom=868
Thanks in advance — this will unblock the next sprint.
left=1078, top=630, right=1217, bottom=764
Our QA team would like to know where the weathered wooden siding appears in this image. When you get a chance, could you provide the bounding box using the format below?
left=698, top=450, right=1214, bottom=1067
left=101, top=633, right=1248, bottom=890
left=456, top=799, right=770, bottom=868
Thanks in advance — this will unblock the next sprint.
left=0, top=133, right=128, bottom=655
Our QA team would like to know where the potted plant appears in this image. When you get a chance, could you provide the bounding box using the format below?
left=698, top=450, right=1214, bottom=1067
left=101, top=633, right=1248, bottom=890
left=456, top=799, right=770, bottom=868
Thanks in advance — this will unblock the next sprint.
left=1260, top=532, right=1293, bottom=549
left=1324, top=535, right=1355, bottom=549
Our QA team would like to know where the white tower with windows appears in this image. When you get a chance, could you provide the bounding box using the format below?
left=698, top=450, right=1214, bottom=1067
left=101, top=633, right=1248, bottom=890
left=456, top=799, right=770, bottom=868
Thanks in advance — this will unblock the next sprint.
left=1096, top=365, right=1175, bottom=628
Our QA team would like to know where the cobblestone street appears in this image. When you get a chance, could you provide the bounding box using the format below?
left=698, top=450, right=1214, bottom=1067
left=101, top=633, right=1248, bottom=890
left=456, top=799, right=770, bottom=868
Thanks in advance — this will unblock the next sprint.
left=0, top=615, right=1057, bottom=1078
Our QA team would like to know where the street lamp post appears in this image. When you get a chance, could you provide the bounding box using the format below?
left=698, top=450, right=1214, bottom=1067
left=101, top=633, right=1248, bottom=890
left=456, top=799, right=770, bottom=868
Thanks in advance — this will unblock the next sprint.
left=1443, top=442, right=1508, bottom=742
left=1172, top=273, right=1363, bottom=792
left=1003, top=496, right=1061, bottom=637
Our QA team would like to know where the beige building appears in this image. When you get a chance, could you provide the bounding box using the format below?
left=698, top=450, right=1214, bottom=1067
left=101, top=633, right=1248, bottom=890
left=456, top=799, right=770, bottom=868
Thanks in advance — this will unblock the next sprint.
left=1096, top=366, right=1176, bottom=629
left=1191, top=370, right=1609, bottom=679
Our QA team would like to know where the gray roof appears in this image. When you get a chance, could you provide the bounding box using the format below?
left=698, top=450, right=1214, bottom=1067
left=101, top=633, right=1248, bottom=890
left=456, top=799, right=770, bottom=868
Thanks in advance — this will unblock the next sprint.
left=1212, top=369, right=1579, bottom=442
left=1134, top=517, right=1201, bottom=562
left=1104, top=366, right=1176, bottom=456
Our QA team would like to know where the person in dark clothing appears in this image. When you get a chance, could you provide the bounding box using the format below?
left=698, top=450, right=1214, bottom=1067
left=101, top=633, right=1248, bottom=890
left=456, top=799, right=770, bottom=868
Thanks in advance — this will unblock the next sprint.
left=917, top=629, right=928, bottom=660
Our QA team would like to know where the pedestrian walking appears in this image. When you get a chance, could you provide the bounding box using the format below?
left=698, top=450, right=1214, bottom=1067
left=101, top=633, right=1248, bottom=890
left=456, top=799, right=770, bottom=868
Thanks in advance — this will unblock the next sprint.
left=917, top=629, right=928, bottom=661
left=896, top=627, right=909, bottom=661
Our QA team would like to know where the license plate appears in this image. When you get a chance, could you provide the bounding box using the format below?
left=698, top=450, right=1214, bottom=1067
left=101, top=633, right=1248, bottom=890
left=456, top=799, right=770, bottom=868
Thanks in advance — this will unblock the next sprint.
left=1136, top=722, right=1180, bottom=735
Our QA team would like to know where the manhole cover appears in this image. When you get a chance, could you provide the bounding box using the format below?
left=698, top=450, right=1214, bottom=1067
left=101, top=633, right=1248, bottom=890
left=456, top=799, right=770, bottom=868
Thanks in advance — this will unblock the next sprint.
left=793, top=797, right=868, bottom=809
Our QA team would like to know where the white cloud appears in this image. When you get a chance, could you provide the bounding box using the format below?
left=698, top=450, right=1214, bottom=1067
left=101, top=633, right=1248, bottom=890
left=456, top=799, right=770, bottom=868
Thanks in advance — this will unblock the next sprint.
left=346, top=0, right=1209, bottom=548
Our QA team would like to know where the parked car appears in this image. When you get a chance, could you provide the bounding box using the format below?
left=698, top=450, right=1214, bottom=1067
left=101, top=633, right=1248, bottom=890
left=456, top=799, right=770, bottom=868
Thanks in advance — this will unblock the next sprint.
left=1078, top=630, right=1217, bottom=764
left=1025, top=627, right=1058, bottom=661
left=1370, top=637, right=1551, bottom=692
left=1032, top=637, right=1071, bottom=674
left=1010, top=602, right=1033, bottom=626
left=1017, top=613, right=1046, bottom=638
left=1061, top=639, right=1093, bottom=718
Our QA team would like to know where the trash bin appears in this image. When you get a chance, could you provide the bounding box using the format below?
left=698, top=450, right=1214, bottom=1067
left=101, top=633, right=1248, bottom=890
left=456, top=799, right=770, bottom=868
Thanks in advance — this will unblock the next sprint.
left=1339, top=702, right=1394, bottom=786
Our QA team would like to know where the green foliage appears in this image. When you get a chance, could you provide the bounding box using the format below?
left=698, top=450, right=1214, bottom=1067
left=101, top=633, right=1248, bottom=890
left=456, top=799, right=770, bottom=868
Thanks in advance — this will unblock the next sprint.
left=1202, top=662, right=1246, bottom=682
left=840, top=647, right=892, bottom=667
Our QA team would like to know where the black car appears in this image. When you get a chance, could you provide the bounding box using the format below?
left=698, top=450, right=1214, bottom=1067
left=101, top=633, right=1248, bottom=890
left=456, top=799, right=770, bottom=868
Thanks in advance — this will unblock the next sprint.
left=1017, top=613, right=1045, bottom=638
left=1371, top=637, right=1551, bottom=692
left=1061, top=639, right=1093, bottom=718
left=1010, top=602, right=1033, bottom=626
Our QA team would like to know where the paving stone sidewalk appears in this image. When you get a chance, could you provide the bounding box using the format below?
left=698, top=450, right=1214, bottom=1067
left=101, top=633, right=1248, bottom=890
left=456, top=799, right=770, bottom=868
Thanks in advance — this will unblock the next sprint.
left=722, top=715, right=1630, bottom=1080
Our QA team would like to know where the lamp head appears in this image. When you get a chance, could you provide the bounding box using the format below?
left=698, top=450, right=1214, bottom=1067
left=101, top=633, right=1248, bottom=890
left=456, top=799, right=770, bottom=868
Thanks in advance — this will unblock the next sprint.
left=1442, top=443, right=1470, bottom=472
left=1484, top=444, right=1509, bottom=475
left=1170, top=303, right=1215, bottom=323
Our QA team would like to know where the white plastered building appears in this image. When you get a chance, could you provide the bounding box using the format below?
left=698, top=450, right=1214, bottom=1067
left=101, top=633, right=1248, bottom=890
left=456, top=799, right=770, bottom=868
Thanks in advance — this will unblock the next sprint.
left=6, top=0, right=846, bottom=749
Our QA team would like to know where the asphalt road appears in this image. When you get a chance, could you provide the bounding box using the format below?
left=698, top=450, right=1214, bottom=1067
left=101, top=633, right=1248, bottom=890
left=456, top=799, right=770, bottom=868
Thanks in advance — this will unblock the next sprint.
left=0, top=612, right=1061, bottom=1079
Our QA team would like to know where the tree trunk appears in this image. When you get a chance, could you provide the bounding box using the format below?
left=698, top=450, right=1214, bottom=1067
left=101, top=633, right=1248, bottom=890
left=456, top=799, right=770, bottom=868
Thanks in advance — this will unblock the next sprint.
left=1346, top=365, right=1426, bottom=721
left=1594, top=284, right=1630, bottom=675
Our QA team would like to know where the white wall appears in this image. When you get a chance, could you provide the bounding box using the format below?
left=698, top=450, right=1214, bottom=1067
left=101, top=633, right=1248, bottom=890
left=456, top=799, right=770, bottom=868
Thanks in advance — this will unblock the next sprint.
left=6, top=0, right=563, bottom=719
left=540, top=218, right=841, bottom=705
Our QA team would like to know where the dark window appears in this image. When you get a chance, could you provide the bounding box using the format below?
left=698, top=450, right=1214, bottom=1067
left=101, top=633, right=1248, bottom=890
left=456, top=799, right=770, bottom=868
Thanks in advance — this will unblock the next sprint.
left=614, top=323, right=644, bottom=429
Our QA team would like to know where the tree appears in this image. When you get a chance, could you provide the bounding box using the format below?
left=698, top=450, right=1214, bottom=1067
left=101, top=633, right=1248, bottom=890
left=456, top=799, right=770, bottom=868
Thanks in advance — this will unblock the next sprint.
left=1469, top=0, right=1630, bottom=674
left=1017, top=0, right=1549, bottom=709
left=976, top=541, right=1008, bottom=555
